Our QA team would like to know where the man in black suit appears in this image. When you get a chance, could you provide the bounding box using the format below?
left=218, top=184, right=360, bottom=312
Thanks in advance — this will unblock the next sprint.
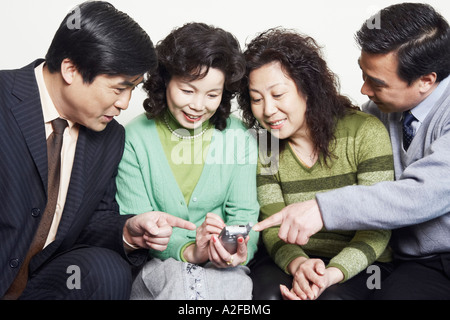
left=0, top=1, right=195, bottom=300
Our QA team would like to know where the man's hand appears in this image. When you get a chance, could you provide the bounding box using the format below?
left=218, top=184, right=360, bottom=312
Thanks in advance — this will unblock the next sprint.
left=123, top=211, right=196, bottom=251
left=253, top=199, right=324, bottom=245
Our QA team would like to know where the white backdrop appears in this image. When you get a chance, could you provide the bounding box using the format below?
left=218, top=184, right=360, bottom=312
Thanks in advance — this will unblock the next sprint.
left=1, top=0, right=448, bottom=125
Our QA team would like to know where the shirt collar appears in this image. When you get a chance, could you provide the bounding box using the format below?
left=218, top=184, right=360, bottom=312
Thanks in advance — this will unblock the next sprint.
left=34, top=61, right=76, bottom=129
left=410, top=75, right=450, bottom=123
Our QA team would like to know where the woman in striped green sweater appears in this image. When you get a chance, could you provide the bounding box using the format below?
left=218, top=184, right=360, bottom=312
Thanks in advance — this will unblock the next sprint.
left=238, top=28, right=394, bottom=300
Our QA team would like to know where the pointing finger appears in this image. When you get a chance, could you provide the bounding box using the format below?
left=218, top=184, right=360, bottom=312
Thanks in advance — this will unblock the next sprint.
left=164, top=214, right=196, bottom=231
left=253, top=211, right=283, bottom=232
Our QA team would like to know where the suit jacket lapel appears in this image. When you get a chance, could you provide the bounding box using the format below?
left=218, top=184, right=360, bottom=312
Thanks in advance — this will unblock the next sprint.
left=29, top=126, right=89, bottom=270
left=55, top=126, right=87, bottom=240
left=9, top=60, right=48, bottom=194
left=54, top=126, right=107, bottom=241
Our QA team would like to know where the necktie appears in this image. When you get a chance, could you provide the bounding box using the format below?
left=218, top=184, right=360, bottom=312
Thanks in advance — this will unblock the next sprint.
left=3, top=118, right=68, bottom=300
left=402, top=111, right=416, bottom=151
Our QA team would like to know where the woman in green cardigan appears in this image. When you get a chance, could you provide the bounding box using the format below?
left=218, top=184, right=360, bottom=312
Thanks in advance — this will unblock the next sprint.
left=237, top=28, right=394, bottom=300
left=115, top=22, right=259, bottom=300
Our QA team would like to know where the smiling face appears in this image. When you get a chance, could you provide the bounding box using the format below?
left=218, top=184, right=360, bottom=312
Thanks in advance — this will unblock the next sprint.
left=248, top=61, right=309, bottom=141
left=165, top=67, right=225, bottom=129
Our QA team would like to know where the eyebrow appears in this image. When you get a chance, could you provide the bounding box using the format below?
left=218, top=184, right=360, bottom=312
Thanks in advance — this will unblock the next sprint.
left=180, top=81, right=223, bottom=93
left=249, top=82, right=287, bottom=93
left=366, top=74, right=388, bottom=87
left=206, top=87, right=223, bottom=92
left=357, top=59, right=388, bottom=87
left=119, top=76, right=144, bottom=87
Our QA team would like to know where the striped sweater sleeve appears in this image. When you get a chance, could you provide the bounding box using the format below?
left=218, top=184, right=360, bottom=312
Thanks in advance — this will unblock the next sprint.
left=257, top=112, right=394, bottom=281
left=257, top=157, right=310, bottom=273
left=326, top=114, right=394, bottom=281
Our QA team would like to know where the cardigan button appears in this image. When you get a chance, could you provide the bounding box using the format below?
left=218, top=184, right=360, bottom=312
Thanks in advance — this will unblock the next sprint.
left=192, top=197, right=198, bottom=202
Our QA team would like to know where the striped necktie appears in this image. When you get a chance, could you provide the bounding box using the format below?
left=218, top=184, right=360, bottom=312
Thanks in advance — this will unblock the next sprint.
left=402, top=111, right=416, bottom=151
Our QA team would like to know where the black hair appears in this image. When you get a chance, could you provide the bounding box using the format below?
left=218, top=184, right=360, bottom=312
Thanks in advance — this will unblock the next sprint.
left=45, top=1, right=157, bottom=83
left=143, top=22, right=245, bottom=131
left=356, top=3, right=450, bottom=84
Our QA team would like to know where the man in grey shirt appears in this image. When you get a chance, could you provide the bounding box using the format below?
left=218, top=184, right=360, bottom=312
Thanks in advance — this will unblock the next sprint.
left=254, top=3, right=450, bottom=299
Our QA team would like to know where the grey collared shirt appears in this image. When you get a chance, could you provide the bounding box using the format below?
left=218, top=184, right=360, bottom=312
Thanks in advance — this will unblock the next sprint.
left=406, top=75, right=450, bottom=135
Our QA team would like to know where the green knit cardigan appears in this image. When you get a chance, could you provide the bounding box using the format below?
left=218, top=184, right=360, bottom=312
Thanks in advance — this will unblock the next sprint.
left=115, top=113, right=260, bottom=263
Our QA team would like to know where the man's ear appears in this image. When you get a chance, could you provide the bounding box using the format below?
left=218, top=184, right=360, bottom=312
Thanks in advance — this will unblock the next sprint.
left=418, top=72, right=437, bottom=94
left=60, top=58, right=78, bottom=85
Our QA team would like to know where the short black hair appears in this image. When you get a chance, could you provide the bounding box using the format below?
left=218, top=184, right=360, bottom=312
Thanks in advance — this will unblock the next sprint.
left=356, top=2, right=450, bottom=84
left=45, top=1, right=157, bottom=83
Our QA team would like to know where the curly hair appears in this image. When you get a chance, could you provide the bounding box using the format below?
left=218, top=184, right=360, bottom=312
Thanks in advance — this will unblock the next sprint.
left=143, top=22, right=246, bottom=131
left=237, top=28, right=357, bottom=163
